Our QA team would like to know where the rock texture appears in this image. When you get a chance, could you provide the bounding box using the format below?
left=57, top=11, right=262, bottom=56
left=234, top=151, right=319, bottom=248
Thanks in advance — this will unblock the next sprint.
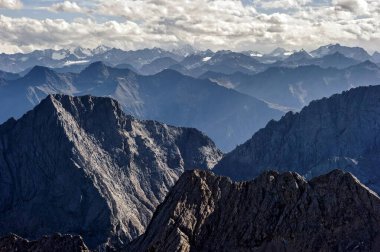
left=0, top=233, right=89, bottom=252
left=0, top=94, right=222, bottom=249
left=131, top=169, right=380, bottom=252
left=215, top=85, right=380, bottom=193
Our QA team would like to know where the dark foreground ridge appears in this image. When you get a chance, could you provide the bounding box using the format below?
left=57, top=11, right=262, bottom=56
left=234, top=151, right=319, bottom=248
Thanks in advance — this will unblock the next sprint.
left=130, top=169, right=380, bottom=252
left=0, top=233, right=89, bottom=252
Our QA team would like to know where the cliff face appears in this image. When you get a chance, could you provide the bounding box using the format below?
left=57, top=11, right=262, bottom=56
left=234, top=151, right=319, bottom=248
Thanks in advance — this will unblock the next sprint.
left=131, top=169, right=380, bottom=252
left=215, top=85, right=380, bottom=193
left=0, top=94, right=222, bottom=248
left=0, top=234, right=89, bottom=252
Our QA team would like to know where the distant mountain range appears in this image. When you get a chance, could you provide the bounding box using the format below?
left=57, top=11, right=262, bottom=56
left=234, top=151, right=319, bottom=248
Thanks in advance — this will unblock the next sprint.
left=1, top=43, right=379, bottom=77
left=0, top=46, right=183, bottom=73
left=1, top=44, right=380, bottom=151
left=310, top=43, right=372, bottom=61
left=202, top=60, right=380, bottom=110
left=0, top=62, right=283, bottom=151
left=214, top=85, right=380, bottom=193
left=0, top=94, right=222, bottom=249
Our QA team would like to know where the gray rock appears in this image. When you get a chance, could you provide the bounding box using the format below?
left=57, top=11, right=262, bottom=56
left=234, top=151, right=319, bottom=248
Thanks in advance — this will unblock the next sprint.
left=214, top=85, right=380, bottom=193
left=0, top=94, right=222, bottom=249
left=0, top=233, right=89, bottom=252
left=131, top=169, right=380, bottom=252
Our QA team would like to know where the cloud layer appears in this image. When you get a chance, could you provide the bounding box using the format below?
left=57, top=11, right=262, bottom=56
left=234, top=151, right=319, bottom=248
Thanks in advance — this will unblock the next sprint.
left=0, top=0, right=379, bottom=53
left=0, top=0, right=22, bottom=9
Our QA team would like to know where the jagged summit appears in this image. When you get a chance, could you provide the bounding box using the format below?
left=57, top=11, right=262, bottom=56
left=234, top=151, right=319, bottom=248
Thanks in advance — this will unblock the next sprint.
left=79, top=61, right=110, bottom=78
left=311, top=43, right=371, bottom=61
left=130, top=169, right=380, bottom=251
left=0, top=94, right=222, bottom=249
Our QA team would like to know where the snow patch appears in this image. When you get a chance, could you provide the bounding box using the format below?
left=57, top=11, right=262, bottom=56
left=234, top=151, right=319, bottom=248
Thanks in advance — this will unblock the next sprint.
left=64, top=60, right=90, bottom=66
left=262, top=100, right=296, bottom=112
left=250, top=53, right=263, bottom=57
left=52, top=51, right=67, bottom=60
left=289, top=82, right=307, bottom=105
left=202, top=57, right=212, bottom=62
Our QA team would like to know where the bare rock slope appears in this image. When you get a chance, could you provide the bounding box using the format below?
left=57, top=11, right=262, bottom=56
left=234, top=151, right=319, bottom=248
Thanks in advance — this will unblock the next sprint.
left=0, top=94, right=222, bottom=249
left=215, top=85, right=380, bottom=193
left=131, top=169, right=380, bottom=252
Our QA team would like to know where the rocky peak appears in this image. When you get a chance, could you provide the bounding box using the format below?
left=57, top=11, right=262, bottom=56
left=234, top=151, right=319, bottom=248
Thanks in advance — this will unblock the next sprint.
left=130, top=169, right=380, bottom=251
left=0, top=94, right=222, bottom=249
left=79, top=61, right=110, bottom=80
left=21, top=65, right=58, bottom=83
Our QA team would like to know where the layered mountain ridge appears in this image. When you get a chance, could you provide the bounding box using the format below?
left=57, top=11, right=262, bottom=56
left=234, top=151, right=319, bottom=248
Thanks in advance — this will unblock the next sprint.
left=203, top=62, right=380, bottom=110
left=0, top=94, right=222, bottom=248
left=0, top=62, right=283, bottom=151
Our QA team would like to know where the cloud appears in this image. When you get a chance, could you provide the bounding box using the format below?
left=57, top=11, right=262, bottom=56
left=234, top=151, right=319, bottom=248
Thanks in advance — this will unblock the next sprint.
left=0, top=0, right=22, bottom=9
left=0, top=0, right=379, bottom=53
left=255, top=0, right=312, bottom=10
left=43, top=1, right=85, bottom=13
left=333, top=0, right=369, bottom=15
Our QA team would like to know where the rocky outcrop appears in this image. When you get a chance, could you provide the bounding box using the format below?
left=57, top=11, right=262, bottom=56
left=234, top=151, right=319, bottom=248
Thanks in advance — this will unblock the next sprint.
left=0, top=233, right=89, bottom=252
left=0, top=94, right=222, bottom=249
left=214, top=85, right=380, bottom=193
left=131, top=169, right=380, bottom=252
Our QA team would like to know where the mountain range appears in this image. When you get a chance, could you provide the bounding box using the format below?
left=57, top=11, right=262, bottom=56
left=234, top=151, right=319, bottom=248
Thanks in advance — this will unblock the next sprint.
left=2, top=42, right=380, bottom=251
left=1, top=43, right=379, bottom=77
left=202, top=60, right=380, bottom=110
left=0, top=62, right=283, bottom=151
left=0, top=46, right=183, bottom=74
left=0, top=94, right=222, bottom=249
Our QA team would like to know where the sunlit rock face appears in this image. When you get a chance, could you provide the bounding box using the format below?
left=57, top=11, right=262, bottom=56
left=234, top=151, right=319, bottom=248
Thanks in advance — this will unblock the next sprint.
left=0, top=94, right=222, bottom=249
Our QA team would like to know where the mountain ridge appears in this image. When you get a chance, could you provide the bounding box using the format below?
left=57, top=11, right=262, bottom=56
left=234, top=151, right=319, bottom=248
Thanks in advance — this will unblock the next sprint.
left=130, top=169, right=380, bottom=251
left=0, top=63, right=283, bottom=151
left=214, top=85, right=380, bottom=193
left=0, top=94, right=222, bottom=248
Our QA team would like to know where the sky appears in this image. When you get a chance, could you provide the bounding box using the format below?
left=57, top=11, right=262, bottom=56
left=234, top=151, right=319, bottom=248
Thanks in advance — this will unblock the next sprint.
left=0, top=0, right=379, bottom=54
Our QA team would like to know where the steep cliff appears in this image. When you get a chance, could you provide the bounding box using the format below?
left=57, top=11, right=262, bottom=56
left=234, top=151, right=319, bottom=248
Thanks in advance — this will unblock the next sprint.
left=215, top=85, right=380, bottom=193
left=0, top=94, right=222, bottom=248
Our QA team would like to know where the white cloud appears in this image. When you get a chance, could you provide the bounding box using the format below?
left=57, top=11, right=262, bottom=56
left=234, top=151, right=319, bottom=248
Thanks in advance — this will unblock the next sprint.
left=0, top=0, right=22, bottom=9
left=255, top=0, right=312, bottom=10
left=333, top=0, right=369, bottom=15
left=43, top=1, right=85, bottom=13
left=0, top=0, right=379, bottom=53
